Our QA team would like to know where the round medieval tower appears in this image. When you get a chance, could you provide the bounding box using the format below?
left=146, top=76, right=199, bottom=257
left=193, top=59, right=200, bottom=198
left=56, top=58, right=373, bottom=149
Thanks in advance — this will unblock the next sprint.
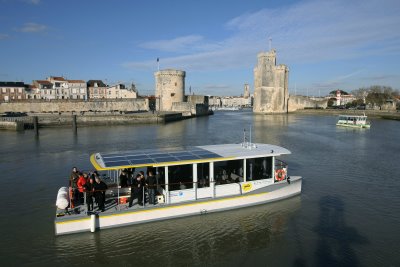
left=154, top=69, right=186, bottom=111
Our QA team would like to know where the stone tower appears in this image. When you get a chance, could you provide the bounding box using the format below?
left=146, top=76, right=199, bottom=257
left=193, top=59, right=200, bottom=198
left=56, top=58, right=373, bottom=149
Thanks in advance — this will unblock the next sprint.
left=154, top=69, right=185, bottom=111
left=253, top=49, right=289, bottom=113
left=244, top=84, right=250, bottom=99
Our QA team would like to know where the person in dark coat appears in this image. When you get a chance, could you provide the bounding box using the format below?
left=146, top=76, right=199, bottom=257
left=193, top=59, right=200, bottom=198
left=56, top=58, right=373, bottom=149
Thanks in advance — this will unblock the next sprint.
left=147, top=170, right=156, bottom=205
left=94, top=177, right=108, bottom=212
left=84, top=177, right=95, bottom=211
left=119, top=170, right=129, bottom=188
left=129, top=174, right=144, bottom=207
left=69, top=167, right=80, bottom=206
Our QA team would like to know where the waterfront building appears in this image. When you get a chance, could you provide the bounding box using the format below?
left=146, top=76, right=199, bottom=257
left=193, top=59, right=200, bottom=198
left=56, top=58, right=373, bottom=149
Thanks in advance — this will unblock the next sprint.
left=47, top=76, right=69, bottom=100
left=253, top=49, right=289, bottom=113
left=107, top=83, right=137, bottom=99
left=208, top=84, right=253, bottom=109
left=334, top=90, right=356, bottom=106
left=67, top=80, right=87, bottom=100
left=33, top=80, right=55, bottom=100
left=25, top=84, right=40, bottom=100
left=87, top=80, right=107, bottom=99
left=0, top=81, right=26, bottom=102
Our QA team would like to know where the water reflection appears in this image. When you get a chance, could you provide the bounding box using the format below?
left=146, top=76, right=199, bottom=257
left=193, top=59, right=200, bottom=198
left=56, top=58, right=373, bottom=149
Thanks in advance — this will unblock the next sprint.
left=252, top=114, right=294, bottom=144
left=313, top=195, right=368, bottom=267
left=54, top=196, right=301, bottom=266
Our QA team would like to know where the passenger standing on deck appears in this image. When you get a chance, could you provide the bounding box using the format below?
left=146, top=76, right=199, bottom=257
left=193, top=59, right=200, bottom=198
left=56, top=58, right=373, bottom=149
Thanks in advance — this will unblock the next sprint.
left=94, top=177, right=108, bottom=212
left=84, top=177, right=95, bottom=211
left=119, top=170, right=129, bottom=188
left=69, top=167, right=80, bottom=206
left=140, top=171, right=147, bottom=204
left=129, top=174, right=144, bottom=207
left=147, top=170, right=156, bottom=205
left=77, top=173, right=87, bottom=204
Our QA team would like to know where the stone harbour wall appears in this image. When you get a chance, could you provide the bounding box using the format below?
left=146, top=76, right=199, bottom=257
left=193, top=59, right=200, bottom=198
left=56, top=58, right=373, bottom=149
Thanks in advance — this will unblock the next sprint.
left=0, top=99, right=148, bottom=114
left=288, top=95, right=328, bottom=112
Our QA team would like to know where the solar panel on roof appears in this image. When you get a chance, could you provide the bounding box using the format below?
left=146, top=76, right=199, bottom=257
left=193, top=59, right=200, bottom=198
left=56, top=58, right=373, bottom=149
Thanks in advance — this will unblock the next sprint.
left=104, top=160, right=131, bottom=167
left=130, top=158, right=155, bottom=165
left=102, top=155, right=128, bottom=160
left=126, top=155, right=150, bottom=160
left=153, top=156, right=178, bottom=163
left=198, top=153, right=221, bottom=159
left=176, top=155, right=200, bottom=161
left=169, top=152, right=192, bottom=157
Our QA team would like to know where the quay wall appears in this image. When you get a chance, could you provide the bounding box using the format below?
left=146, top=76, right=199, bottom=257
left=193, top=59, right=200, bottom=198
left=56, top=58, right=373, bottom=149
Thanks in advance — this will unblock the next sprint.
left=0, top=121, right=24, bottom=131
left=0, top=99, right=148, bottom=114
left=288, top=95, right=328, bottom=112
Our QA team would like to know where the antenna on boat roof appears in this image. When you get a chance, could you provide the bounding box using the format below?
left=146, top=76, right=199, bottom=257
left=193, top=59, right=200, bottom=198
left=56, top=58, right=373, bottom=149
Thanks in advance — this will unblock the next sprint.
left=241, top=126, right=257, bottom=149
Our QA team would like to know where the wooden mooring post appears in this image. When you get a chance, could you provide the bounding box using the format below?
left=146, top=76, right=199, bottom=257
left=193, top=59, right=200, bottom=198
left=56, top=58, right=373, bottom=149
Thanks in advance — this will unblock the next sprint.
left=33, top=116, right=39, bottom=136
left=72, top=115, right=77, bottom=133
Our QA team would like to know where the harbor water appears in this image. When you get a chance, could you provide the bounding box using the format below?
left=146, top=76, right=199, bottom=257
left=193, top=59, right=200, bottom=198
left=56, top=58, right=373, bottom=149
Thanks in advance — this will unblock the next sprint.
left=0, top=110, right=399, bottom=266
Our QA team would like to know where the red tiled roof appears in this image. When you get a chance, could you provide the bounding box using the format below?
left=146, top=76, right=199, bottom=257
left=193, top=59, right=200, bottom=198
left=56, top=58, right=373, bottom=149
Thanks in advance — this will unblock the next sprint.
left=68, top=80, right=85, bottom=83
left=35, top=80, right=52, bottom=84
left=50, top=76, right=66, bottom=81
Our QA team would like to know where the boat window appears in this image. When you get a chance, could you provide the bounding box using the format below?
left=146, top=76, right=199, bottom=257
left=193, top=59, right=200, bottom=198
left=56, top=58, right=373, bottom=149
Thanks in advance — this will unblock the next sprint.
left=214, top=159, right=243, bottom=185
left=197, top=162, right=210, bottom=188
left=168, top=164, right=193, bottom=190
left=246, top=157, right=272, bottom=181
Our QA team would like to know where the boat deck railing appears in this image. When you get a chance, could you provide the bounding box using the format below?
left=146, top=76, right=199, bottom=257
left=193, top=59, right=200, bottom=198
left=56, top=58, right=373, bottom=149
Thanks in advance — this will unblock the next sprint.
left=57, top=176, right=282, bottom=218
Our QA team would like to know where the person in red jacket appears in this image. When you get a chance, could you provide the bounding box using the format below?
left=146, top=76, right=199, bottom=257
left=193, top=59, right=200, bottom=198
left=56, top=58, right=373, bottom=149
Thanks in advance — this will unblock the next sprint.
left=77, top=173, right=87, bottom=205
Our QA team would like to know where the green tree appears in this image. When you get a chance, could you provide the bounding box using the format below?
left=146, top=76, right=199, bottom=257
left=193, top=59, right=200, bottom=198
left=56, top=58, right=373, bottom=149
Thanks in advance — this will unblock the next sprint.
left=365, top=85, right=395, bottom=109
left=329, top=90, right=349, bottom=95
left=327, top=98, right=336, bottom=107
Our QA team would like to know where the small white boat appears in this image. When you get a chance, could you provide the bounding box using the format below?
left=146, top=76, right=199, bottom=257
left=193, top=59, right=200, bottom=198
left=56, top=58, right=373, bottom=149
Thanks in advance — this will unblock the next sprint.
left=54, top=142, right=302, bottom=235
left=211, top=106, right=242, bottom=111
left=336, top=114, right=371, bottom=128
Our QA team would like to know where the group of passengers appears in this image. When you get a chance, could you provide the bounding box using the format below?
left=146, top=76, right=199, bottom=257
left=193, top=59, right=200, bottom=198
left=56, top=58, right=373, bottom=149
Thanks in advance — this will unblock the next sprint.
left=69, top=167, right=108, bottom=212
left=119, top=169, right=157, bottom=207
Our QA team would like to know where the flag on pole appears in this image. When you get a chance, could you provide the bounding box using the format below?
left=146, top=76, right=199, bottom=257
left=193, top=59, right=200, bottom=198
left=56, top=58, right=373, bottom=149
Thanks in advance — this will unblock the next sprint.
left=157, top=57, right=159, bottom=62
left=157, top=57, right=160, bottom=71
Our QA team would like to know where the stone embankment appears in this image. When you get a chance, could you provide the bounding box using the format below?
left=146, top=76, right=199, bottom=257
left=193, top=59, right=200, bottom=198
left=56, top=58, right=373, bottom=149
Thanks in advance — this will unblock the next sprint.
left=0, top=112, right=187, bottom=131
left=294, top=109, right=400, bottom=120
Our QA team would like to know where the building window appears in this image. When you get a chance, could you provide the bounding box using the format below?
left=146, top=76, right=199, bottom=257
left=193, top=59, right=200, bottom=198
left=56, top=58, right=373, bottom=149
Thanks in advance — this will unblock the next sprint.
left=1, top=88, right=6, bottom=93
left=10, top=88, right=14, bottom=93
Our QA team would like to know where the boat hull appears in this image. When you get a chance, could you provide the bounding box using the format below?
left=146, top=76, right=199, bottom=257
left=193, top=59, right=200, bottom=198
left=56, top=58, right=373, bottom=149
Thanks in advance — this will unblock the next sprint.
left=55, top=176, right=302, bottom=235
left=336, top=123, right=370, bottom=128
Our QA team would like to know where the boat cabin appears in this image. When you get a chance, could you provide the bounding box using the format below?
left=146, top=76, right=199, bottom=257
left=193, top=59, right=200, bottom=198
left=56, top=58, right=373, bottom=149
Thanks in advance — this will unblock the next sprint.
left=90, top=143, right=290, bottom=206
left=337, top=115, right=370, bottom=128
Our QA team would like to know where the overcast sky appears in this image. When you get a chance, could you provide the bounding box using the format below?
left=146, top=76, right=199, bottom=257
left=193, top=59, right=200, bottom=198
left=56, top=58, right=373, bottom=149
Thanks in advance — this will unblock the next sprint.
left=1, top=0, right=399, bottom=96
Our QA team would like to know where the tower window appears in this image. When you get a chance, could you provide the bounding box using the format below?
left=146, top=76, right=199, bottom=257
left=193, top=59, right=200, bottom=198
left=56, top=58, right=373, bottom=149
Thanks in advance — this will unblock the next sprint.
left=175, top=82, right=177, bottom=86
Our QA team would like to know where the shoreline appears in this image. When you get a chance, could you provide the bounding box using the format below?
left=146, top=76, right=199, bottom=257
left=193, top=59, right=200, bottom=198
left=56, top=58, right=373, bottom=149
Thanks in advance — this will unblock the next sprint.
left=293, top=109, right=400, bottom=120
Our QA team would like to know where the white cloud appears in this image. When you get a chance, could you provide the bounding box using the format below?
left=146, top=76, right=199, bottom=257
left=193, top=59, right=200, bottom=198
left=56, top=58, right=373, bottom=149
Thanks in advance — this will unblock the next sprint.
left=124, top=0, right=400, bottom=72
left=17, top=22, right=47, bottom=33
left=0, top=33, right=10, bottom=40
left=138, top=35, right=205, bottom=52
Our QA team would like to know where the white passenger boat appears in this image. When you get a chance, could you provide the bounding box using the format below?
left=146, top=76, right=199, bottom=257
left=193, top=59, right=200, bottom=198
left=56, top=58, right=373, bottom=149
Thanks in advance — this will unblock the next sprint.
left=336, top=114, right=371, bottom=128
left=54, top=142, right=302, bottom=235
left=211, top=106, right=242, bottom=111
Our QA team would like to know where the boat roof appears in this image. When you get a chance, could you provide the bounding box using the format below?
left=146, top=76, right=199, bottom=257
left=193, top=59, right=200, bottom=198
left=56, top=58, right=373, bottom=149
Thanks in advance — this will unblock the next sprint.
left=338, top=114, right=367, bottom=118
left=90, top=143, right=291, bottom=171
